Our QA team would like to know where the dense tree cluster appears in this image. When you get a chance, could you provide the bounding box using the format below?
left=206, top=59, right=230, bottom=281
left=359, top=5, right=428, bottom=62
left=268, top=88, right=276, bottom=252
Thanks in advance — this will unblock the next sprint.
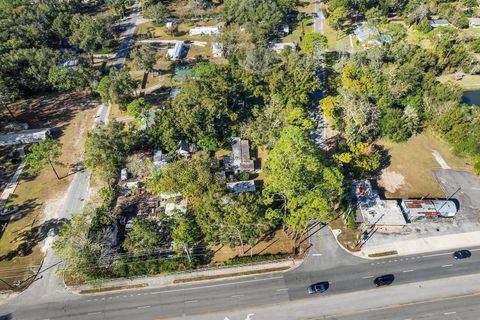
left=0, top=0, right=116, bottom=105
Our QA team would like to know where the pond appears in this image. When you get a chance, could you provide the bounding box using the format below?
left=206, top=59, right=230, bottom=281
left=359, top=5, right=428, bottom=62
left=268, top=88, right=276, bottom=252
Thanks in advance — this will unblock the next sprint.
left=462, top=90, right=480, bottom=106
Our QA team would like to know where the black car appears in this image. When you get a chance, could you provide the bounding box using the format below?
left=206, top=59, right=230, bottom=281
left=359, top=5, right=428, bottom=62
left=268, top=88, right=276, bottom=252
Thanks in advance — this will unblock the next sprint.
left=307, top=281, right=329, bottom=294
left=453, top=250, right=471, bottom=260
left=374, top=274, right=394, bottom=287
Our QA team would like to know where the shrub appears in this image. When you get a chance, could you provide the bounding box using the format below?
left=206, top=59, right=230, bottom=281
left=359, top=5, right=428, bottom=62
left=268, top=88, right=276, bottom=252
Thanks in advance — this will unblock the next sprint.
left=223, top=254, right=290, bottom=266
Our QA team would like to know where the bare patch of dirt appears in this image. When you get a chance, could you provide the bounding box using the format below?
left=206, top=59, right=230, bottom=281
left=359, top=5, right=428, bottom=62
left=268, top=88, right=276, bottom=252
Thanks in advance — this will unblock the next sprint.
left=379, top=170, right=405, bottom=194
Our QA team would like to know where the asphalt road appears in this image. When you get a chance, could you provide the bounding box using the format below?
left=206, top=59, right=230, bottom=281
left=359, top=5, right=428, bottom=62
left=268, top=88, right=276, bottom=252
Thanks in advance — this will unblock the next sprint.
left=113, top=0, right=141, bottom=68
left=5, top=229, right=480, bottom=320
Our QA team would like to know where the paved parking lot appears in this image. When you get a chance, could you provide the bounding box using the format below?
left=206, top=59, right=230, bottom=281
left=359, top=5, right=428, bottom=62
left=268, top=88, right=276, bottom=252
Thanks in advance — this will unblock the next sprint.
left=434, top=169, right=480, bottom=226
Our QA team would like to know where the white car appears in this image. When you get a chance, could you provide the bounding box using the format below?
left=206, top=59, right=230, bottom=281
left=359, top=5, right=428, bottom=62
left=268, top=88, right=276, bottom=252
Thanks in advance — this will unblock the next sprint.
left=0, top=205, right=19, bottom=216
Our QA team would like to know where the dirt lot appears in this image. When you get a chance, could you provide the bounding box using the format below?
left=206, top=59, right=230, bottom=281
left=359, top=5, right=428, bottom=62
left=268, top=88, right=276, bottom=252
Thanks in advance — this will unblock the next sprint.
left=0, top=92, right=97, bottom=290
left=210, top=229, right=305, bottom=263
left=377, top=129, right=472, bottom=199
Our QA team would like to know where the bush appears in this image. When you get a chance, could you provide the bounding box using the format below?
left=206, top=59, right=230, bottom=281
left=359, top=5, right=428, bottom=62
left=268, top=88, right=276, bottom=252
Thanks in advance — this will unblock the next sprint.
left=417, top=19, right=432, bottom=33
left=347, top=211, right=356, bottom=230
left=223, top=254, right=290, bottom=266
left=236, top=172, right=251, bottom=181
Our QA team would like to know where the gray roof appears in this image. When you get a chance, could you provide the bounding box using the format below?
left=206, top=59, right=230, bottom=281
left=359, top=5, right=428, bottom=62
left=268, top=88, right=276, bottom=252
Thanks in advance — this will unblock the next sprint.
left=354, top=22, right=380, bottom=42
left=227, top=180, right=256, bottom=194
left=430, top=19, right=450, bottom=27
left=224, top=137, right=254, bottom=173
left=0, top=128, right=51, bottom=146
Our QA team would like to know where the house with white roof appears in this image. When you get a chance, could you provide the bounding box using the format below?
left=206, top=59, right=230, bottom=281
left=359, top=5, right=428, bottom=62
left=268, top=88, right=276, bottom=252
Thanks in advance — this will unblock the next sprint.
left=0, top=128, right=51, bottom=146
left=227, top=180, right=256, bottom=194
left=166, top=41, right=185, bottom=61
left=189, top=26, right=220, bottom=36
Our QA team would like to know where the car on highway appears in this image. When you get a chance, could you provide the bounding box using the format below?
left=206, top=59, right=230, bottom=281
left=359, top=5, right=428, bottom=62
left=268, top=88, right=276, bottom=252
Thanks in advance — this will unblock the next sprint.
left=0, top=205, right=19, bottom=216
left=307, top=281, right=329, bottom=294
left=374, top=274, right=394, bottom=287
left=453, top=250, right=471, bottom=260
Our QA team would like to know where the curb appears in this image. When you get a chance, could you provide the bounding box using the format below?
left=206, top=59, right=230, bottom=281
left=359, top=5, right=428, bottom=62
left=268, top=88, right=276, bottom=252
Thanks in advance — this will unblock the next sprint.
left=69, top=259, right=304, bottom=296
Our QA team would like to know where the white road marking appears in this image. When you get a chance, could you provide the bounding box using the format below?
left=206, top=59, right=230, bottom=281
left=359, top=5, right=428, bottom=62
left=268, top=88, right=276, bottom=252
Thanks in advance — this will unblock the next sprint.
left=185, top=300, right=198, bottom=304
left=137, top=305, right=150, bottom=309
left=311, top=253, right=322, bottom=256
left=444, top=311, right=456, bottom=315
left=276, top=288, right=289, bottom=291
left=362, top=276, right=374, bottom=279
left=422, top=252, right=452, bottom=258
left=231, top=294, right=244, bottom=298
left=88, top=312, right=102, bottom=316
left=146, top=276, right=284, bottom=295
left=403, top=270, right=414, bottom=273
left=442, top=264, right=453, bottom=268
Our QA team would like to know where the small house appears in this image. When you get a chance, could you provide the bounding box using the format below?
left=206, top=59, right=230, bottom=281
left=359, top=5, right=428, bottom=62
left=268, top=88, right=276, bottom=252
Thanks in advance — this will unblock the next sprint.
left=224, top=137, right=255, bottom=174
left=468, top=18, right=480, bottom=28
left=189, top=26, right=220, bottom=36
left=272, top=42, right=296, bottom=53
left=227, top=180, right=256, bottom=194
left=429, top=19, right=450, bottom=28
left=354, top=22, right=382, bottom=47
left=166, top=41, right=185, bottom=61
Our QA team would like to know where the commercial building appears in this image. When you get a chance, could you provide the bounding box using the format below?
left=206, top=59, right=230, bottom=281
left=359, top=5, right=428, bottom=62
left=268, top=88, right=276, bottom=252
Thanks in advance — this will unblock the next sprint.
left=400, top=199, right=457, bottom=222
left=352, top=180, right=407, bottom=229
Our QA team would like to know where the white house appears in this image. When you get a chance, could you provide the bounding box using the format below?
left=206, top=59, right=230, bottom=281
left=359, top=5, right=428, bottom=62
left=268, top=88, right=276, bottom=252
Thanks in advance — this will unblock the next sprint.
left=189, top=26, right=220, bottom=36
left=166, top=41, right=184, bottom=61
left=354, top=22, right=381, bottom=47
left=0, top=128, right=51, bottom=146
left=468, top=18, right=480, bottom=28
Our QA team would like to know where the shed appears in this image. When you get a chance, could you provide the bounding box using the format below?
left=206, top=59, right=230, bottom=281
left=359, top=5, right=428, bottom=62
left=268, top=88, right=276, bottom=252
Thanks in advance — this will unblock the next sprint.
left=212, top=42, right=223, bottom=58
left=153, top=149, right=172, bottom=170
left=120, top=168, right=128, bottom=181
left=429, top=19, right=450, bottom=28
left=0, top=128, right=51, bottom=146
left=468, top=18, right=480, bottom=28
left=189, top=26, right=220, bottom=36
left=272, top=42, right=296, bottom=53
left=166, top=41, right=184, bottom=61
left=227, top=180, right=256, bottom=194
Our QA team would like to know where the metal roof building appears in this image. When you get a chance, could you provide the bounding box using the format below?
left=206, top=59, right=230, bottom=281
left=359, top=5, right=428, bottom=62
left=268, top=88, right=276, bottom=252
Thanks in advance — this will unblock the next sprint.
left=0, top=128, right=51, bottom=146
left=353, top=22, right=381, bottom=46
left=166, top=41, right=184, bottom=61
left=430, top=19, right=450, bottom=28
left=189, top=26, right=220, bottom=36
left=400, top=199, right=457, bottom=222
left=352, top=180, right=407, bottom=227
left=227, top=180, right=256, bottom=194
left=224, top=137, right=255, bottom=174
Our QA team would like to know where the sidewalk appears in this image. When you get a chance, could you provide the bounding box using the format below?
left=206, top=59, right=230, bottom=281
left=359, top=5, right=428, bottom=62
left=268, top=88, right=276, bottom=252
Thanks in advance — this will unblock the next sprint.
left=332, top=228, right=480, bottom=258
left=70, top=259, right=301, bottom=295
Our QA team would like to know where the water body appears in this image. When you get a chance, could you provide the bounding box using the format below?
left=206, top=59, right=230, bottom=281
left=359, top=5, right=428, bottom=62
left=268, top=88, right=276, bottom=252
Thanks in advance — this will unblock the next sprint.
left=462, top=90, right=480, bottom=106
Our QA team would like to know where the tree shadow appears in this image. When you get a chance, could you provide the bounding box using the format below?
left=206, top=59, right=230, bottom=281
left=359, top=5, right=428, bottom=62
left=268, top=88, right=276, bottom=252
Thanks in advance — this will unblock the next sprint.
left=0, top=218, right=67, bottom=262
left=0, top=314, right=12, bottom=320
